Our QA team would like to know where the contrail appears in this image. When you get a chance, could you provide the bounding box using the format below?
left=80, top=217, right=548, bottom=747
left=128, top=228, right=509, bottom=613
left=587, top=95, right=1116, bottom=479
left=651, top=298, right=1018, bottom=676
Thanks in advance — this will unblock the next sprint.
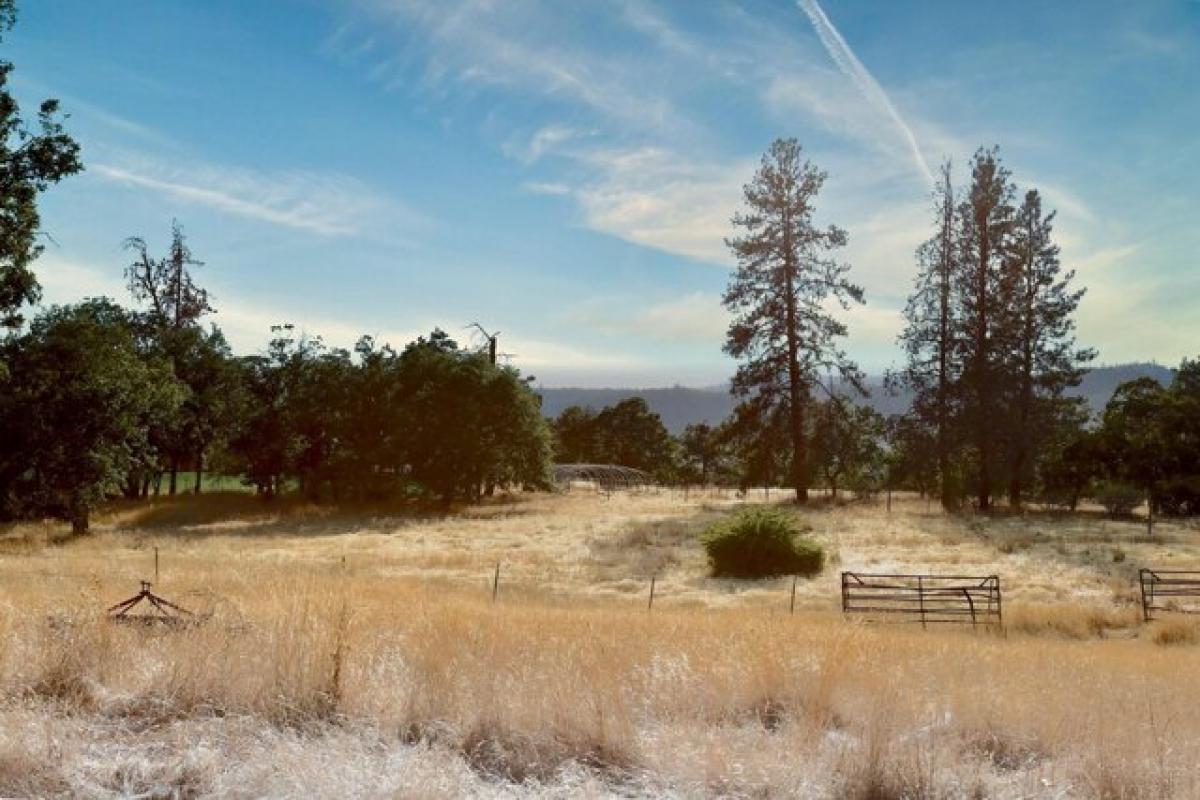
left=796, top=0, right=934, bottom=185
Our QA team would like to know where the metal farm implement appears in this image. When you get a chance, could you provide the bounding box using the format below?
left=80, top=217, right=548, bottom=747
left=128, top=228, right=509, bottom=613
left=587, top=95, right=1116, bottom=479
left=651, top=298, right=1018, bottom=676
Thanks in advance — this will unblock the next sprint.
left=107, top=581, right=196, bottom=626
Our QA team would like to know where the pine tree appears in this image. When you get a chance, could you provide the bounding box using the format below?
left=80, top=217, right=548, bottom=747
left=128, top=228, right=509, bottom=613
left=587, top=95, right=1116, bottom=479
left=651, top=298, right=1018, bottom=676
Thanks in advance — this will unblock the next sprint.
left=1002, top=189, right=1094, bottom=506
left=897, top=161, right=960, bottom=509
left=723, top=138, right=864, bottom=503
left=955, top=148, right=1016, bottom=510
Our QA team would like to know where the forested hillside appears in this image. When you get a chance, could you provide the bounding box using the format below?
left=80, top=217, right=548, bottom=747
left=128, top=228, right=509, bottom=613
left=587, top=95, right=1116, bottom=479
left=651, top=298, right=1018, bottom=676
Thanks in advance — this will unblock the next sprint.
left=538, top=363, right=1173, bottom=434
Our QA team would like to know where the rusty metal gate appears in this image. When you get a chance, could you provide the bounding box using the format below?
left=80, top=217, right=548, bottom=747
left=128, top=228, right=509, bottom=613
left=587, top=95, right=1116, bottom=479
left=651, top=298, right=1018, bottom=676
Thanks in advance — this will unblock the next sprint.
left=841, top=572, right=1002, bottom=628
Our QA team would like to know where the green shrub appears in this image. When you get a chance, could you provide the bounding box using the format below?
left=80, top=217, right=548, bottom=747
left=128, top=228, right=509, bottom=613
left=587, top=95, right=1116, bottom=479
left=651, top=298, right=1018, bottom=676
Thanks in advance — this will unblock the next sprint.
left=1092, top=481, right=1143, bottom=518
left=701, top=508, right=824, bottom=578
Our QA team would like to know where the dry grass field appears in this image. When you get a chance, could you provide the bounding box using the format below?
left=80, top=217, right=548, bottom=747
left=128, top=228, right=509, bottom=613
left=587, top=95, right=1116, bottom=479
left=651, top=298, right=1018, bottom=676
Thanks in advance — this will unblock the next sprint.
left=2, top=489, right=1200, bottom=798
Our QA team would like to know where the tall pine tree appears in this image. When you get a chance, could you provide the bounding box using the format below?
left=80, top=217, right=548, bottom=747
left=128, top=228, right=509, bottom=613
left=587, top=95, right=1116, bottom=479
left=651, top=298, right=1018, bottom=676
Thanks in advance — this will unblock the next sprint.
left=1002, top=189, right=1094, bottom=507
left=723, top=138, right=864, bottom=503
left=955, top=148, right=1016, bottom=510
left=897, top=161, right=960, bottom=509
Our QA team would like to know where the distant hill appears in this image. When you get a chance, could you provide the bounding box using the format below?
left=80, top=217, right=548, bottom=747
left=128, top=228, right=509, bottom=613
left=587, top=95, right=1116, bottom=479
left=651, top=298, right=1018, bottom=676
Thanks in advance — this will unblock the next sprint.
left=537, top=387, right=736, bottom=434
left=537, top=363, right=1174, bottom=434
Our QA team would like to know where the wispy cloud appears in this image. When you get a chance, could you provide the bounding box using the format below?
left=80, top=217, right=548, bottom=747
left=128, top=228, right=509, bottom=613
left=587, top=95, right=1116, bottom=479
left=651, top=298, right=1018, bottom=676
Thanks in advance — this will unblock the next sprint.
left=571, top=147, right=748, bottom=266
left=503, top=124, right=587, bottom=164
left=796, top=0, right=934, bottom=185
left=344, top=0, right=691, bottom=138
left=34, top=253, right=639, bottom=379
left=635, top=292, right=730, bottom=343
left=566, top=291, right=731, bottom=345
left=521, top=181, right=572, bottom=196
left=91, top=158, right=429, bottom=240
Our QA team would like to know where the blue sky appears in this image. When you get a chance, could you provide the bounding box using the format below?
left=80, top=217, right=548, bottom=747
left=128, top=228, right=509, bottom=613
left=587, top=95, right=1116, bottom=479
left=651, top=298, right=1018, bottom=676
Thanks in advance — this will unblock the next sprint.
left=8, top=0, right=1199, bottom=386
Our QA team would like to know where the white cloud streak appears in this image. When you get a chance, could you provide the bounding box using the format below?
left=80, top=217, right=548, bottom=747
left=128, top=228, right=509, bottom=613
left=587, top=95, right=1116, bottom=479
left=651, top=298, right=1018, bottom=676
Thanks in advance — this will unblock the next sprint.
left=91, top=160, right=428, bottom=240
left=796, top=0, right=934, bottom=185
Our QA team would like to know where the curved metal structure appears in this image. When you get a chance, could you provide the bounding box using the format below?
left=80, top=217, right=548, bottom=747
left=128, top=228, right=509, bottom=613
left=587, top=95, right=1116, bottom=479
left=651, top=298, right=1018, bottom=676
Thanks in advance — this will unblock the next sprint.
left=553, top=463, right=654, bottom=491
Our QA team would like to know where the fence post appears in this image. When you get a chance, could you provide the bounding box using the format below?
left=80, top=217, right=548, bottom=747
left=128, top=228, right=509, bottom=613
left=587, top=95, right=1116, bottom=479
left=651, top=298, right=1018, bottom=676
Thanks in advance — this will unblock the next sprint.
left=789, top=576, right=798, bottom=615
left=1140, top=569, right=1150, bottom=622
left=994, top=576, right=1003, bottom=631
left=918, top=575, right=926, bottom=629
left=492, top=562, right=500, bottom=602
left=154, top=546, right=159, bottom=583
left=648, top=575, right=656, bottom=611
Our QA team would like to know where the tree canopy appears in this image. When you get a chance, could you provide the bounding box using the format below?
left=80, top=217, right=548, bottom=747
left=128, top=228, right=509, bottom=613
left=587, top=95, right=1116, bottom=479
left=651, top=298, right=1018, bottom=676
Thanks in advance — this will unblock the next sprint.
left=0, top=0, right=82, bottom=329
left=723, top=138, right=864, bottom=503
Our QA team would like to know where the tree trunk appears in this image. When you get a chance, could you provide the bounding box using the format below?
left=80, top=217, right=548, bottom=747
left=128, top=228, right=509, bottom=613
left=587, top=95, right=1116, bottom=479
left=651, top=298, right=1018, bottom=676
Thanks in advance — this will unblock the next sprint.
left=975, top=219, right=992, bottom=513
left=783, top=252, right=808, bottom=505
left=168, top=457, right=178, bottom=496
left=193, top=451, right=204, bottom=495
left=1008, top=460, right=1024, bottom=510
left=1010, top=263, right=1037, bottom=510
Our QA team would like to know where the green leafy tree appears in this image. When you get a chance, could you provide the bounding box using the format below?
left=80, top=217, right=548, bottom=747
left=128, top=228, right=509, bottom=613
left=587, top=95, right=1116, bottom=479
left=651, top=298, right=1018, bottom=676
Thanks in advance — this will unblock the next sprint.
left=1097, top=361, right=1200, bottom=518
left=229, top=325, right=317, bottom=497
left=1040, top=424, right=1104, bottom=511
left=0, top=300, right=184, bottom=532
left=0, top=2, right=83, bottom=331
left=396, top=330, right=552, bottom=503
left=1096, top=377, right=1168, bottom=519
left=884, top=414, right=940, bottom=498
left=723, top=138, right=864, bottom=503
left=679, top=422, right=725, bottom=485
left=720, top=397, right=791, bottom=494
left=339, top=336, right=406, bottom=500
left=809, top=398, right=886, bottom=499
left=124, top=222, right=230, bottom=494
left=551, top=405, right=599, bottom=463
left=591, top=398, right=677, bottom=481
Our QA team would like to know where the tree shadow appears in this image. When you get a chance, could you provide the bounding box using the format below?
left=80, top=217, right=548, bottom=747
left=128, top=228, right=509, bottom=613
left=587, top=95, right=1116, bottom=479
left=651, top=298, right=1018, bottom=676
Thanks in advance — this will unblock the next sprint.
left=99, top=491, right=534, bottom=539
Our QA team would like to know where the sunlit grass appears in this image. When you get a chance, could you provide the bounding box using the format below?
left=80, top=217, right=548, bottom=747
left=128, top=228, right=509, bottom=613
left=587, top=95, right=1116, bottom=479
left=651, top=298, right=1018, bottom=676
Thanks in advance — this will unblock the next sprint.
left=1, top=490, right=1198, bottom=796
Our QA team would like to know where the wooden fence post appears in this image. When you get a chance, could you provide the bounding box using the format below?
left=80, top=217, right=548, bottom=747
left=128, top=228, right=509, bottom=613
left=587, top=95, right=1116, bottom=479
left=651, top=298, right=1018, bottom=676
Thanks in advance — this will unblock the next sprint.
left=789, top=576, right=798, bottom=615
left=648, top=575, right=656, bottom=611
left=492, top=562, right=500, bottom=602
left=154, top=546, right=159, bottom=583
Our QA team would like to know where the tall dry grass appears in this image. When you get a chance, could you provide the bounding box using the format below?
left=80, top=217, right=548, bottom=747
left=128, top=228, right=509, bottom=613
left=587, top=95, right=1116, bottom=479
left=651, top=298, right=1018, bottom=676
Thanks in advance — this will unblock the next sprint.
left=1, top=491, right=1199, bottom=797
left=0, top=570, right=1198, bottom=797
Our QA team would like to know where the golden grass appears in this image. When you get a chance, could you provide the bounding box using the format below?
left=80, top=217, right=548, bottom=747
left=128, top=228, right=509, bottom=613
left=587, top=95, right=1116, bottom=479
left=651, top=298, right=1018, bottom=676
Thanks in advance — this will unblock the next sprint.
left=1, top=490, right=1199, bottom=796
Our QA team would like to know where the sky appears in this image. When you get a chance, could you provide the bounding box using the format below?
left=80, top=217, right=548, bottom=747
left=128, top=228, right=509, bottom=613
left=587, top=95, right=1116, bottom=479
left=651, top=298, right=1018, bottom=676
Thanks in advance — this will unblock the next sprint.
left=6, top=0, right=1199, bottom=387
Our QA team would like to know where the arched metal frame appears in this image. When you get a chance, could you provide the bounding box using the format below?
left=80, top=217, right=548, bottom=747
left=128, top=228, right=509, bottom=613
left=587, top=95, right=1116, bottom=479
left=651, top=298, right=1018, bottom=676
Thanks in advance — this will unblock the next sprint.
left=553, top=464, right=654, bottom=492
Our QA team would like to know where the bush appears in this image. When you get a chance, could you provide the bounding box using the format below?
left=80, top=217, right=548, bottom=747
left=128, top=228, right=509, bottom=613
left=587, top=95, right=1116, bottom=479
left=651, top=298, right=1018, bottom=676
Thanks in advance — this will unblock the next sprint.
left=1092, top=481, right=1143, bottom=518
left=701, top=508, right=824, bottom=578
